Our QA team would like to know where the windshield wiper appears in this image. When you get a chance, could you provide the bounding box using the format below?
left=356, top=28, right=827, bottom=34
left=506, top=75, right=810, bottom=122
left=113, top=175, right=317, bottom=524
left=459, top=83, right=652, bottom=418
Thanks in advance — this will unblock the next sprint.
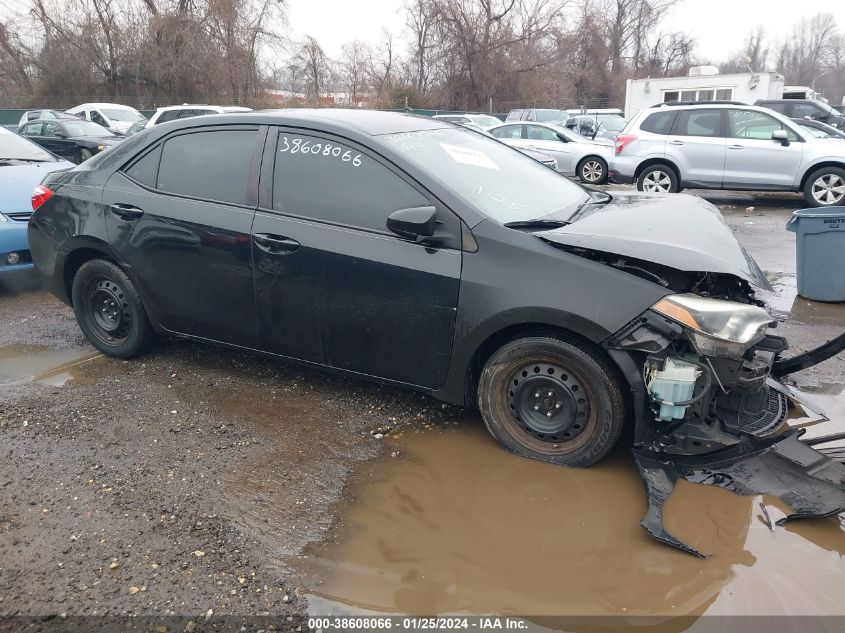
left=503, top=219, right=569, bottom=230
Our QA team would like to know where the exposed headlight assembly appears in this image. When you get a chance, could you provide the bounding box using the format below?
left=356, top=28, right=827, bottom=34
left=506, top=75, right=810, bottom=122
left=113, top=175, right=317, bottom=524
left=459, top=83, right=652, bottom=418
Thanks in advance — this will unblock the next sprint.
left=652, top=294, right=774, bottom=357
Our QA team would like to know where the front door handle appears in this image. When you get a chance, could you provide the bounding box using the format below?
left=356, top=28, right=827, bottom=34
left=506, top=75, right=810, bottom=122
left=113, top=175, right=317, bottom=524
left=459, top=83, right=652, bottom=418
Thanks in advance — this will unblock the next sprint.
left=109, top=203, right=144, bottom=220
left=668, top=140, right=684, bottom=146
left=253, top=233, right=300, bottom=254
left=728, top=144, right=744, bottom=150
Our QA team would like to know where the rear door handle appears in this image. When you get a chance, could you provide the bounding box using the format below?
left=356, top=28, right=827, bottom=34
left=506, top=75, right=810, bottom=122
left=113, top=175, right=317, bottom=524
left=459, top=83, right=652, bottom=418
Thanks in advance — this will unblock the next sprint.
left=728, top=144, right=744, bottom=150
left=253, top=233, right=300, bottom=254
left=668, top=140, right=684, bottom=146
left=109, top=203, right=144, bottom=220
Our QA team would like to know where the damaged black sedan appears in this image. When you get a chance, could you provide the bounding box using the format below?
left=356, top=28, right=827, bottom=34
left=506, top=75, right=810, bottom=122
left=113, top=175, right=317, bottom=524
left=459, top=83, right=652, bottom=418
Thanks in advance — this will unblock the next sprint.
left=28, top=110, right=845, bottom=555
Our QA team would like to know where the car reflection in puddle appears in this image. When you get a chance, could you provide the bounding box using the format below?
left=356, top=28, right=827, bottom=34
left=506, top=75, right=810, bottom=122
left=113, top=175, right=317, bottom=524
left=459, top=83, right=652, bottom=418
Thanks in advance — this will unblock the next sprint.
left=288, top=419, right=845, bottom=626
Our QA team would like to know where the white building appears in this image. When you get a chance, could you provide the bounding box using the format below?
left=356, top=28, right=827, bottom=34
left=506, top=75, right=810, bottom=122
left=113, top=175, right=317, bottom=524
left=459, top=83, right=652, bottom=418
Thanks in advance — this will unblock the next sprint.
left=624, top=67, right=785, bottom=119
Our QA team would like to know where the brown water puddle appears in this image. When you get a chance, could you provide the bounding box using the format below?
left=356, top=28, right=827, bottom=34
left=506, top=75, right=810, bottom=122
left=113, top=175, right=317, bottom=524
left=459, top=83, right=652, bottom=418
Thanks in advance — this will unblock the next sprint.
left=289, top=419, right=845, bottom=622
left=0, top=343, right=102, bottom=386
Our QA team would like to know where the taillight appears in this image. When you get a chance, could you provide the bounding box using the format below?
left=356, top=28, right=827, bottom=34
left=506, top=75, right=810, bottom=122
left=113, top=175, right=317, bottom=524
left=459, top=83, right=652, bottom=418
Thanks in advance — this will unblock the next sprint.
left=615, top=134, right=636, bottom=155
left=32, top=185, right=54, bottom=211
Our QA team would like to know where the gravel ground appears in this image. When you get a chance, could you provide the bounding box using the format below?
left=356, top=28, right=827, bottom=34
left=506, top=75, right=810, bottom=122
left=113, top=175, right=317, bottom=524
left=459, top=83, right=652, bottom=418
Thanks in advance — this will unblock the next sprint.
left=2, top=189, right=844, bottom=630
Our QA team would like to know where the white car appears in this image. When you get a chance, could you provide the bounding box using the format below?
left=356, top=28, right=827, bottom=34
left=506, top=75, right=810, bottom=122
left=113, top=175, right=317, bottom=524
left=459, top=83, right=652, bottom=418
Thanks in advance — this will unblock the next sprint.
left=488, top=121, right=614, bottom=184
left=432, top=113, right=503, bottom=130
left=145, top=104, right=253, bottom=127
left=65, top=103, right=146, bottom=135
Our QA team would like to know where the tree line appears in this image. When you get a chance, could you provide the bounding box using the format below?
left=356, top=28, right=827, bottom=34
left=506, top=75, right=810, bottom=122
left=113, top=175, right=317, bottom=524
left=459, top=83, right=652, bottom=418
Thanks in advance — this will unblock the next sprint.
left=0, top=0, right=842, bottom=111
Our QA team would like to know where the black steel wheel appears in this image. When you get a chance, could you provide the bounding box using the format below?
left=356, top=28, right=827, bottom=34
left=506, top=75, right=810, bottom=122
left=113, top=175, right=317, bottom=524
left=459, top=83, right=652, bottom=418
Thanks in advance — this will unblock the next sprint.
left=478, top=336, right=626, bottom=467
left=71, top=258, right=155, bottom=358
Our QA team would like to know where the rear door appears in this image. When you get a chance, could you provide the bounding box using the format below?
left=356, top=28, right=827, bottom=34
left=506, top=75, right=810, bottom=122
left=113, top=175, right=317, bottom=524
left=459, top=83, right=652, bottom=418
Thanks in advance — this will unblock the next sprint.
left=102, top=125, right=263, bottom=345
left=723, top=109, right=804, bottom=189
left=251, top=128, right=462, bottom=387
left=665, top=109, right=726, bottom=186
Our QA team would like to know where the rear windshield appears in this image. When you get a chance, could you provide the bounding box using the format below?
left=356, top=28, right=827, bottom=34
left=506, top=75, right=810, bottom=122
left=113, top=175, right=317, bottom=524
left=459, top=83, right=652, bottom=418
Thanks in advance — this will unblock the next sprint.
left=0, top=128, right=57, bottom=162
left=382, top=127, right=589, bottom=224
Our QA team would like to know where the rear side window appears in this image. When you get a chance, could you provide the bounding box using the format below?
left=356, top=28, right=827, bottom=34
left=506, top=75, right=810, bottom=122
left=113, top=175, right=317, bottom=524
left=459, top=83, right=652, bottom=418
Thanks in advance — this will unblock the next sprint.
left=272, top=132, right=428, bottom=232
left=762, top=102, right=788, bottom=114
left=124, top=145, right=162, bottom=187
left=156, top=110, right=180, bottom=124
left=157, top=129, right=257, bottom=205
left=639, top=111, right=676, bottom=135
left=672, top=110, right=722, bottom=137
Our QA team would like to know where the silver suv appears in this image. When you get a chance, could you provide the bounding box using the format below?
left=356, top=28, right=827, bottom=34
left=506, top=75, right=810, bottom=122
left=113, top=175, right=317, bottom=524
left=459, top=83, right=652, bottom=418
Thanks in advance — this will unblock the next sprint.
left=610, top=102, right=845, bottom=207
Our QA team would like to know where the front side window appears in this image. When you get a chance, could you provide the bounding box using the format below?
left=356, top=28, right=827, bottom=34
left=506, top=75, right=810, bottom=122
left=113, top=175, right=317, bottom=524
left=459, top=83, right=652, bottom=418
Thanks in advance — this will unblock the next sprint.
left=272, top=132, right=428, bottom=232
left=157, top=129, right=257, bottom=204
left=728, top=110, right=798, bottom=141
left=526, top=125, right=560, bottom=142
left=793, top=103, right=826, bottom=119
left=673, top=110, right=722, bottom=137
left=156, top=110, right=180, bottom=124
left=490, top=125, right=523, bottom=139
left=90, top=111, right=108, bottom=127
left=42, top=122, right=62, bottom=138
left=22, top=122, right=42, bottom=136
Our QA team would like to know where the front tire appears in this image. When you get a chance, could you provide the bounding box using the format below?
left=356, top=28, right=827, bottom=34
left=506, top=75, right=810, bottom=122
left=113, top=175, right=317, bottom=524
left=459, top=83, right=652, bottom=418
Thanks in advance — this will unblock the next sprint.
left=637, top=164, right=679, bottom=193
left=803, top=167, right=845, bottom=208
left=577, top=156, right=608, bottom=184
left=71, top=259, right=155, bottom=358
left=477, top=336, right=626, bottom=467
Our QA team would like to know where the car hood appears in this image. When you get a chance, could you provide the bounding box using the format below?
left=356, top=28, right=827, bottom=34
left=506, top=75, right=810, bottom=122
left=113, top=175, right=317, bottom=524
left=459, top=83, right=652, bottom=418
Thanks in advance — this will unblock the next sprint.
left=535, top=192, right=773, bottom=290
left=0, top=161, right=75, bottom=215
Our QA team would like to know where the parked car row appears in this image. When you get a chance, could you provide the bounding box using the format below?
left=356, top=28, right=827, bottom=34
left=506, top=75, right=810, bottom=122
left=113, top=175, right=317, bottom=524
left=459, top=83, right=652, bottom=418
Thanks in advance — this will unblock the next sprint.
left=610, top=101, right=845, bottom=207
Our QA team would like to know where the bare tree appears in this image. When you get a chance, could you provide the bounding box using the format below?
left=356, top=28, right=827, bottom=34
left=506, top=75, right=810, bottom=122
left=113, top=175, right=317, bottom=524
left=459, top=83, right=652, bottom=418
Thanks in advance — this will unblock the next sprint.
left=295, top=35, right=329, bottom=104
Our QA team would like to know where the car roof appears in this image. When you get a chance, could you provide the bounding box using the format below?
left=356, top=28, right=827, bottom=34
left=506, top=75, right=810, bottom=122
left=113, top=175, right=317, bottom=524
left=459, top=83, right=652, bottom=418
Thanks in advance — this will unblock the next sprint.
left=68, top=103, right=140, bottom=111
left=155, top=108, right=454, bottom=136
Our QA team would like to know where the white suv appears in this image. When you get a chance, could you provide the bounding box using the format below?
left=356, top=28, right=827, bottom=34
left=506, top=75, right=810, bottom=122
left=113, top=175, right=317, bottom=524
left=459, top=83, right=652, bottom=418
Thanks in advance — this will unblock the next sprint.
left=610, top=102, right=845, bottom=207
left=145, top=104, right=252, bottom=127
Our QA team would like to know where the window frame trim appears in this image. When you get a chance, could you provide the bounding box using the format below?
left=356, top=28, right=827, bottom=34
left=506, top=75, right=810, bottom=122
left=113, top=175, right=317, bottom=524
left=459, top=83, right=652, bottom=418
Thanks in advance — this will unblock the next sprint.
left=258, top=125, right=465, bottom=249
left=118, top=124, right=267, bottom=209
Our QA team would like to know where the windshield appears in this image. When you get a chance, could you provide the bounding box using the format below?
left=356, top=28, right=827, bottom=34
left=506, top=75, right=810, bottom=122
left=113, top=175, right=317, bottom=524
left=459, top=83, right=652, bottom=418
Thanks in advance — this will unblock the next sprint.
left=468, top=115, right=503, bottom=128
left=0, top=128, right=56, bottom=162
left=598, top=117, right=627, bottom=131
left=382, top=127, right=589, bottom=224
left=64, top=120, right=114, bottom=137
left=534, top=109, right=567, bottom=123
left=101, top=108, right=145, bottom=122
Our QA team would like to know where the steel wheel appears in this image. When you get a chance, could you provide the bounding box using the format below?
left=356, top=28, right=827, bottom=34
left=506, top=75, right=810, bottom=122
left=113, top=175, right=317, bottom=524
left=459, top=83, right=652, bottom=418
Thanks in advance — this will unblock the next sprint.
left=507, top=362, right=593, bottom=446
left=642, top=170, right=672, bottom=192
left=811, top=173, right=845, bottom=206
left=82, top=277, right=133, bottom=345
left=580, top=159, right=605, bottom=183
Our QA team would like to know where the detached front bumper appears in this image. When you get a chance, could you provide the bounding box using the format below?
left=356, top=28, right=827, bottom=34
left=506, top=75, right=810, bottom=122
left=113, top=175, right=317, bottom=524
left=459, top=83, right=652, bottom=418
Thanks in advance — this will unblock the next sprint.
left=607, top=310, right=845, bottom=557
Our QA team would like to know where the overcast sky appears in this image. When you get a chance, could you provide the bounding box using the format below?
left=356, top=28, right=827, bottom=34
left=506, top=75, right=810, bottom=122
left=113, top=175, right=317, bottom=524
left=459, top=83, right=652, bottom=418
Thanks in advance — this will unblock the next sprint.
left=287, top=0, right=839, bottom=62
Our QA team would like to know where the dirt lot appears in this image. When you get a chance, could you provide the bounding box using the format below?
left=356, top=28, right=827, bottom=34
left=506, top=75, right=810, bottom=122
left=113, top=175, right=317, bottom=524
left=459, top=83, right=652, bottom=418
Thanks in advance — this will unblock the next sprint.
left=1, top=189, right=844, bottom=629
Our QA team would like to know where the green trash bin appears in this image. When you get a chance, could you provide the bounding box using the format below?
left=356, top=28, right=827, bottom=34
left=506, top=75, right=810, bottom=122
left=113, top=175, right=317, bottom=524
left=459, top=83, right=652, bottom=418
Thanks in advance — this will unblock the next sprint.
left=786, top=206, right=845, bottom=302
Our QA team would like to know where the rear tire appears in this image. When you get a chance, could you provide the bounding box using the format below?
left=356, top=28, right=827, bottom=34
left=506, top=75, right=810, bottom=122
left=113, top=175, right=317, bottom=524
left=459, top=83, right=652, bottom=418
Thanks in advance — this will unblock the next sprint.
left=637, top=164, right=679, bottom=193
left=803, top=167, right=845, bottom=208
left=577, top=156, right=608, bottom=184
left=477, top=336, right=626, bottom=467
left=71, top=259, right=155, bottom=358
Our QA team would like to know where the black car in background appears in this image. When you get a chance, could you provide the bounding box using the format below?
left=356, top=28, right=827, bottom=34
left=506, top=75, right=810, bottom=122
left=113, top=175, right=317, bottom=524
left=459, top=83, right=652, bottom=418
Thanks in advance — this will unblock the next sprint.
left=18, top=118, right=123, bottom=163
left=791, top=117, right=845, bottom=140
left=755, top=99, right=845, bottom=130
left=27, top=110, right=845, bottom=555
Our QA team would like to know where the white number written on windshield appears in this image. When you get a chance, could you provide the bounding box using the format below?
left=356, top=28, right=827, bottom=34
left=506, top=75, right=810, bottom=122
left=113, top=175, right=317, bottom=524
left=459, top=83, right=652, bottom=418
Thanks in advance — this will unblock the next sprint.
left=279, top=136, right=362, bottom=167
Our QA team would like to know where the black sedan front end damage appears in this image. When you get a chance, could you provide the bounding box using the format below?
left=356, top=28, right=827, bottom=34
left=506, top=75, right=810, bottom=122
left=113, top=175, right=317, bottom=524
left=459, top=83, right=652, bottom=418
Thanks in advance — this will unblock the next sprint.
left=605, top=298, right=845, bottom=557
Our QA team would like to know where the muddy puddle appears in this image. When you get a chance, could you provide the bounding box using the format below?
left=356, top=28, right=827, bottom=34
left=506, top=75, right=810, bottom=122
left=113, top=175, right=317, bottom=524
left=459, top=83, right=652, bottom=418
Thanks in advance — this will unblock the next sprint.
left=289, top=418, right=845, bottom=624
left=0, top=343, right=101, bottom=386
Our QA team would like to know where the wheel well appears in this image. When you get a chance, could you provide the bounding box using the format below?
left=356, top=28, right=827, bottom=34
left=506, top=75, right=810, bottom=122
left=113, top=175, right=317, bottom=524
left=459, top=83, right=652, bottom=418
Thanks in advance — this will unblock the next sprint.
left=63, top=248, right=115, bottom=303
left=634, top=158, right=680, bottom=180
left=463, top=323, right=629, bottom=411
left=799, top=161, right=845, bottom=190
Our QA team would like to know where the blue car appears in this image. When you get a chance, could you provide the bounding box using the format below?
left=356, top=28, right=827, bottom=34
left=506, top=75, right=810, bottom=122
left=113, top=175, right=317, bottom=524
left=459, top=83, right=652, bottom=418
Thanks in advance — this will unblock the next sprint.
left=1, top=127, right=74, bottom=285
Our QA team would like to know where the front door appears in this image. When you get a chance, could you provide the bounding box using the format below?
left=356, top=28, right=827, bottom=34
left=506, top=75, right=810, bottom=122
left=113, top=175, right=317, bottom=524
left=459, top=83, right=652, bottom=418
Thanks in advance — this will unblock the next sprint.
left=102, top=125, right=263, bottom=346
left=252, top=129, right=462, bottom=388
left=39, top=121, right=77, bottom=161
left=723, top=109, right=805, bottom=189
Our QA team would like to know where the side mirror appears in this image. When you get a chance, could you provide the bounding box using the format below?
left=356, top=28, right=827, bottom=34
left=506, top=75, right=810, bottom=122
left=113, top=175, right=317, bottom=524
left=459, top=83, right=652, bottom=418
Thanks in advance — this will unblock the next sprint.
left=386, top=206, right=437, bottom=239
left=772, top=129, right=789, bottom=146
